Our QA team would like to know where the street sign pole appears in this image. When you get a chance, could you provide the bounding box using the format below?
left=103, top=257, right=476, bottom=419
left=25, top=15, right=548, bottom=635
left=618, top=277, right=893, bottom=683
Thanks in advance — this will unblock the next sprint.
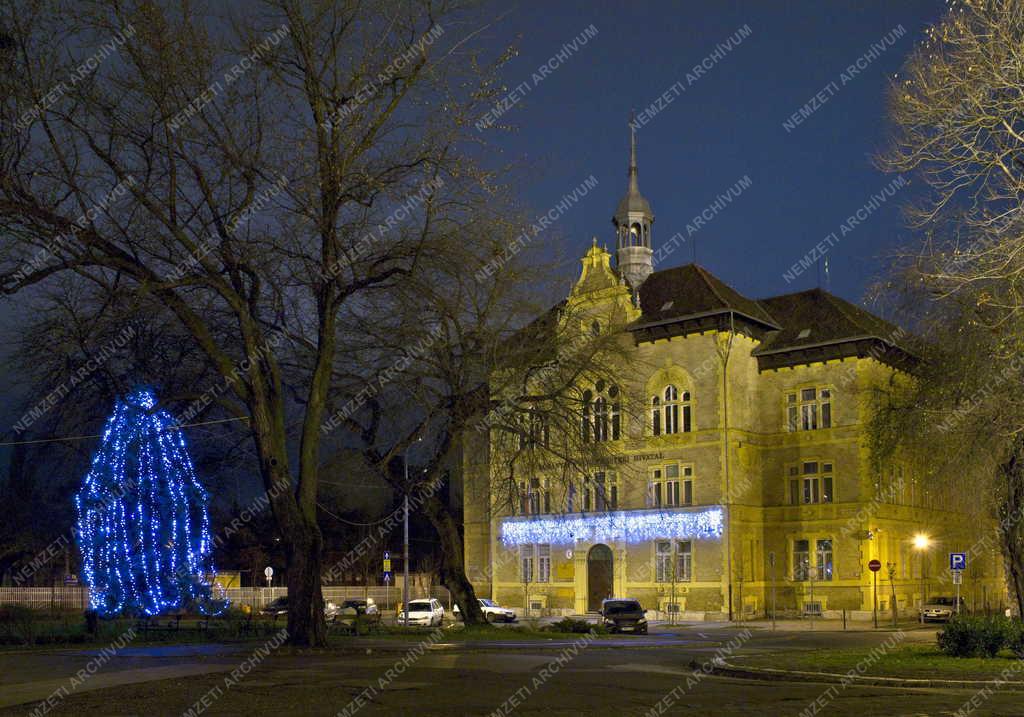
left=768, top=551, right=776, bottom=632
left=873, top=570, right=878, bottom=629
left=868, top=559, right=881, bottom=629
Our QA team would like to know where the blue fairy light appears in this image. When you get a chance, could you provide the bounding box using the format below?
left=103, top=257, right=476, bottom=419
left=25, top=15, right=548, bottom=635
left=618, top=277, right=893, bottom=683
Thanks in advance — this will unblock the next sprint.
left=74, top=388, right=226, bottom=616
left=499, top=507, right=724, bottom=547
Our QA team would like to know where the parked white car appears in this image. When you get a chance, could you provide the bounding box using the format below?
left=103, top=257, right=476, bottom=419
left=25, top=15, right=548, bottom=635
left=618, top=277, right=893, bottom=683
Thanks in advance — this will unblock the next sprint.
left=397, top=598, right=445, bottom=626
left=453, top=598, right=517, bottom=623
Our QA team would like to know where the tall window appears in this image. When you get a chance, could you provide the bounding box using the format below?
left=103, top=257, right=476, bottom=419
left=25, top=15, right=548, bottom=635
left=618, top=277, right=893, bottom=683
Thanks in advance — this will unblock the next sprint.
left=537, top=544, right=551, bottom=583
left=518, top=409, right=550, bottom=450
left=519, top=479, right=549, bottom=515
left=816, top=539, right=833, bottom=581
left=655, top=541, right=672, bottom=582
left=787, top=387, right=832, bottom=431
left=677, top=541, right=692, bottom=582
left=789, top=461, right=834, bottom=504
left=584, top=382, right=620, bottom=442
left=656, top=540, right=693, bottom=582
left=583, top=472, right=617, bottom=512
left=793, top=539, right=810, bottom=581
left=653, top=385, right=691, bottom=435
left=520, top=544, right=534, bottom=582
left=650, top=464, right=693, bottom=507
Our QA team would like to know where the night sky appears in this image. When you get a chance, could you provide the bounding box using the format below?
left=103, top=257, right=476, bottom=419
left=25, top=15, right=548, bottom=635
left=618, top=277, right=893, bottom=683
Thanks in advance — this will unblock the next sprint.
left=478, top=0, right=944, bottom=305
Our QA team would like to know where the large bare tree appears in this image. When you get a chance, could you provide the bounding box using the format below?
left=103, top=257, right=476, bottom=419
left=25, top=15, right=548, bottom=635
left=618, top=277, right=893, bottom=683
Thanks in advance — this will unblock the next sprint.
left=0, top=0, right=509, bottom=645
left=875, top=0, right=1024, bottom=614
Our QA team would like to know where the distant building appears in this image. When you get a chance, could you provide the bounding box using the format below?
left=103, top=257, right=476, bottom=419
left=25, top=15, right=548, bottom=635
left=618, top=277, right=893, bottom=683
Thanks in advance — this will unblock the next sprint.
left=462, top=129, right=1004, bottom=619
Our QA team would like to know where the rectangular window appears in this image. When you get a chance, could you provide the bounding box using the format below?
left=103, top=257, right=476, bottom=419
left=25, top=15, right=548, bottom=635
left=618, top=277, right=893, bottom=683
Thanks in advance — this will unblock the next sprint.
left=537, top=544, right=550, bottom=583
left=793, top=539, right=810, bottom=581
left=585, top=473, right=617, bottom=512
left=520, top=545, right=534, bottom=583
left=787, top=387, right=834, bottom=432
left=529, top=478, right=540, bottom=515
left=655, top=541, right=672, bottom=582
left=816, top=539, right=833, bottom=581
left=677, top=541, right=692, bottom=582
left=652, top=464, right=693, bottom=508
left=790, top=461, right=834, bottom=504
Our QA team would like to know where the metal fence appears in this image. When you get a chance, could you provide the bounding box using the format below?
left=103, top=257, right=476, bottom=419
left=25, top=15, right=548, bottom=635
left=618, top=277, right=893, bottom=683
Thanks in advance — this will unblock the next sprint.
left=0, top=585, right=453, bottom=612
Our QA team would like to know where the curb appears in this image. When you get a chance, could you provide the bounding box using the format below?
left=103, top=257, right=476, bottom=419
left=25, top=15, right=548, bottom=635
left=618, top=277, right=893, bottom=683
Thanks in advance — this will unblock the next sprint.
left=702, top=660, right=1024, bottom=691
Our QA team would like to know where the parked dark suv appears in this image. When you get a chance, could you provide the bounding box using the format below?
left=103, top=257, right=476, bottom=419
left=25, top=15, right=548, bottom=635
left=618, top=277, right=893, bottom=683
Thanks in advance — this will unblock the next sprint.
left=600, top=598, right=648, bottom=634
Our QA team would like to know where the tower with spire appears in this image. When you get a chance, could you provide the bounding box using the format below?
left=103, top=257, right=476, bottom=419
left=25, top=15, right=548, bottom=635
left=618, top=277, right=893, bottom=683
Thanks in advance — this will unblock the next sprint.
left=613, top=116, right=655, bottom=289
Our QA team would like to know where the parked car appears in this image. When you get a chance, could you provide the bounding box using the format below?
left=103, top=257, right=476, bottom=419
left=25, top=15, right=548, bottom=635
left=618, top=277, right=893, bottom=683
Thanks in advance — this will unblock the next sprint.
left=397, top=598, right=445, bottom=626
left=339, top=598, right=381, bottom=627
left=453, top=598, right=517, bottom=623
left=260, top=597, right=289, bottom=618
left=921, top=596, right=966, bottom=623
left=259, top=597, right=343, bottom=622
left=600, top=598, right=648, bottom=634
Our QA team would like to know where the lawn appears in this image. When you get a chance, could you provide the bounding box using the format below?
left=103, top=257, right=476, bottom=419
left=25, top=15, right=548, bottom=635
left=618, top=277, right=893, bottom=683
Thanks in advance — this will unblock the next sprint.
left=735, top=644, right=1024, bottom=682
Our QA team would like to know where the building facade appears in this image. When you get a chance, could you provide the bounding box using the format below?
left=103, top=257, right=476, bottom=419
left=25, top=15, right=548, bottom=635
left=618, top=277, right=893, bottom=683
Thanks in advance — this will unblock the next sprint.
left=462, top=133, right=1004, bottom=619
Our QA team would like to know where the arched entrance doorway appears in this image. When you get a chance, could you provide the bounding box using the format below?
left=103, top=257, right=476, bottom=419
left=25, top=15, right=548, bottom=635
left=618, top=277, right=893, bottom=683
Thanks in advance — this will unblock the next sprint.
left=587, top=544, right=613, bottom=612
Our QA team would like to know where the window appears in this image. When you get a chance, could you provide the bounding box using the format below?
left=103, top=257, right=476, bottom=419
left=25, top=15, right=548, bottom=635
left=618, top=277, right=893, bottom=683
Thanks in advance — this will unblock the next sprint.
left=656, top=540, right=693, bottom=582
left=518, top=479, right=549, bottom=515
left=537, top=544, right=550, bottom=583
left=677, top=541, right=692, bottom=582
left=654, top=385, right=692, bottom=435
left=816, top=539, right=833, bottom=581
left=787, top=387, right=832, bottom=431
left=788, top=461, right=833, bottom=505
left=650, top=464, right=694, bottom=507
left=520, top=544, right=534, bottom=582
left=584, top=472, right=617, bottom=511
left=793, top=538, right=833, bottom=581
left=585, top=382, right=620, bottom=442
left=518, top=410, right=549, bottom=450
left=655, top=541, right=672, bottom=582
left=793, top=539, right=810, bottom=581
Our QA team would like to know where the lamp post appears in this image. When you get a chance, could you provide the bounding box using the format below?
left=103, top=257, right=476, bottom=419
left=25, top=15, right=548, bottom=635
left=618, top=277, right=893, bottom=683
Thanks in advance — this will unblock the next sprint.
left=914, top=533, right=931, bottom=624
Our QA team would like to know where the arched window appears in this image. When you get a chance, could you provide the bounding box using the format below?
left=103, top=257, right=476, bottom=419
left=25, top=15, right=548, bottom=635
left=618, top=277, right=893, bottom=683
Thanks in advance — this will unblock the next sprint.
left=585, top=382, right=620, bottom=442
left=654, top=385, right=692, bottom=435
left=593, top=397, right=608, bottom=442
left=581, top=390, right=592, bottom=443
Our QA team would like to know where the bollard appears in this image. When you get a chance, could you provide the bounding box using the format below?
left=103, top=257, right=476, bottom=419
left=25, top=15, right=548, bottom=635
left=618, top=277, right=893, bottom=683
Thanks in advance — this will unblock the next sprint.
left=842, top=609, right=847, bottom=630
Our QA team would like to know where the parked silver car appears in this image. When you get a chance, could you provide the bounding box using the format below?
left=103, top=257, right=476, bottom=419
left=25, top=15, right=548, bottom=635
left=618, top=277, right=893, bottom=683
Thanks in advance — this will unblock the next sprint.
left=920, top=596, right=965, bottom=622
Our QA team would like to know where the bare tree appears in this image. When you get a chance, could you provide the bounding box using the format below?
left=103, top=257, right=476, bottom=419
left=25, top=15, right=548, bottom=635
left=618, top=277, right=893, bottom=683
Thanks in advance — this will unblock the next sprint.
left=0, top=0, right=508, bottom=645
left=875, top=0, right=1024, bottom=614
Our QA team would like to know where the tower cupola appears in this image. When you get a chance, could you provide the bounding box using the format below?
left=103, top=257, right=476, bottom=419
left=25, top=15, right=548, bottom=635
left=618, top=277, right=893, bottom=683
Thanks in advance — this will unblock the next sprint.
left=613, top=118, right=654, bottom=288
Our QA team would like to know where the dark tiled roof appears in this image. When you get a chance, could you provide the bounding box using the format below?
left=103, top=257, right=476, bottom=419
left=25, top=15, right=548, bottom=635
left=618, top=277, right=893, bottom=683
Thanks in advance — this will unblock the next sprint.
left=636, top=264, right=779, bottom=328
left=752, top=289, right=907, bottom=355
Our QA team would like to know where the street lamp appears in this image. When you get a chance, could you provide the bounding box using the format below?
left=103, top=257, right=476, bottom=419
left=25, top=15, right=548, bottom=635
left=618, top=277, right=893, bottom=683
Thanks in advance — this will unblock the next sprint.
left=913, top=533, right=931, bottom=623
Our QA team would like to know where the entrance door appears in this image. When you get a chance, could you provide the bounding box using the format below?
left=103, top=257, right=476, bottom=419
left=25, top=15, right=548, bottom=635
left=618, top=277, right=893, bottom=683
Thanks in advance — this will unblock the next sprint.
left=587, top=544, right=613, bottom=612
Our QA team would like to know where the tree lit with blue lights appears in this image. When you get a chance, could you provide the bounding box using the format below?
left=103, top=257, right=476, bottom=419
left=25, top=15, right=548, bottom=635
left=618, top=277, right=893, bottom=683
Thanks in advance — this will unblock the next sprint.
left=75, top=388, right=222, bottom=616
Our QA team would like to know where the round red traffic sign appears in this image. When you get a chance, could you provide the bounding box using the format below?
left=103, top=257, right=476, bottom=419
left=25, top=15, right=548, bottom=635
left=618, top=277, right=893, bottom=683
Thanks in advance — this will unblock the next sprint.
left=868, top=559, right=882, bottom=572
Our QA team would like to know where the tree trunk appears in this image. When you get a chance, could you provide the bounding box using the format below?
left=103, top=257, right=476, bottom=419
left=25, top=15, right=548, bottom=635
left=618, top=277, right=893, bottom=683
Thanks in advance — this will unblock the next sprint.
left=422, top=493, right=488, bottom=626
left=999, top=435, right=1024, bottom=618
left=284, top=513, right=327, bottom=646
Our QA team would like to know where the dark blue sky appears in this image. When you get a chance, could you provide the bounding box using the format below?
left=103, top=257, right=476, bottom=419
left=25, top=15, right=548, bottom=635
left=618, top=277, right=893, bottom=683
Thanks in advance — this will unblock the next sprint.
left=481, top=0, right=944, bottom=305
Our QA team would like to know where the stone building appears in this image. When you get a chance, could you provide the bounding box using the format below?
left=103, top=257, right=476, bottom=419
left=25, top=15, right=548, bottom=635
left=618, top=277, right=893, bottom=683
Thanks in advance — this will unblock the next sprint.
left=461, top=131, right=1004, bottom=619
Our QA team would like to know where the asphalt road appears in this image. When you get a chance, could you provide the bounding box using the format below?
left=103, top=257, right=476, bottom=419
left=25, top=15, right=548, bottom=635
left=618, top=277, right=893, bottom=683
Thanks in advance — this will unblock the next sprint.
left=2, top=623, right=1021, bottom=716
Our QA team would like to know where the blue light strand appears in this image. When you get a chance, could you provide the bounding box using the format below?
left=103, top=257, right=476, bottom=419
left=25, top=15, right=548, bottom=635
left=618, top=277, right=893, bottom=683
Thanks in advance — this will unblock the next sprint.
left=74, top=388, right=226, bottom=616
left=499, top=507, right=724, bottom=547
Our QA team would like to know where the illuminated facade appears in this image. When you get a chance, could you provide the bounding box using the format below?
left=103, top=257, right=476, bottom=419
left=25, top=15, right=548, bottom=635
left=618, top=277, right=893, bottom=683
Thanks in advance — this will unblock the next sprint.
left=462, top=136, right=1004, bottom=618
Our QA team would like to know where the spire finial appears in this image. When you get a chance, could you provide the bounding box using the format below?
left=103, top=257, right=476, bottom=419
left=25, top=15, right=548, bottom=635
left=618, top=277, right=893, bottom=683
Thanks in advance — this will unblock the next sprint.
left=628, top=111, right=639, bottom=193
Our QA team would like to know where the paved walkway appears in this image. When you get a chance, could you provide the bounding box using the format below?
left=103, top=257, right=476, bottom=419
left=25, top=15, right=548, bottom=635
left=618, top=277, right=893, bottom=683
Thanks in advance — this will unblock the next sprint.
left=0, top=644, right=243, bottom=711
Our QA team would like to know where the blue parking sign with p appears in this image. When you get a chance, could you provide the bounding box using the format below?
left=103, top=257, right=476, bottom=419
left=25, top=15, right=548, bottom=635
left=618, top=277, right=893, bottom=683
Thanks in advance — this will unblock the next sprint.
left=950, top=552, right=967, bottom=571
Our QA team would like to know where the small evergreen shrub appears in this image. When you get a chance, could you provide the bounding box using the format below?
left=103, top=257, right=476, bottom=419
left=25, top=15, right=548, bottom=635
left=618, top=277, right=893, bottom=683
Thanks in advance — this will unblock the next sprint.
left=550, top=617, right=595, bottom=634
left=938, top=615, right=1009, bottom=657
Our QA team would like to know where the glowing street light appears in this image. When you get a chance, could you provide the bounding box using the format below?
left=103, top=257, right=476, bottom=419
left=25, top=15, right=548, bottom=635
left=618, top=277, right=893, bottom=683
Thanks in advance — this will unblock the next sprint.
left=913, top=533, right=932, bottom=623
